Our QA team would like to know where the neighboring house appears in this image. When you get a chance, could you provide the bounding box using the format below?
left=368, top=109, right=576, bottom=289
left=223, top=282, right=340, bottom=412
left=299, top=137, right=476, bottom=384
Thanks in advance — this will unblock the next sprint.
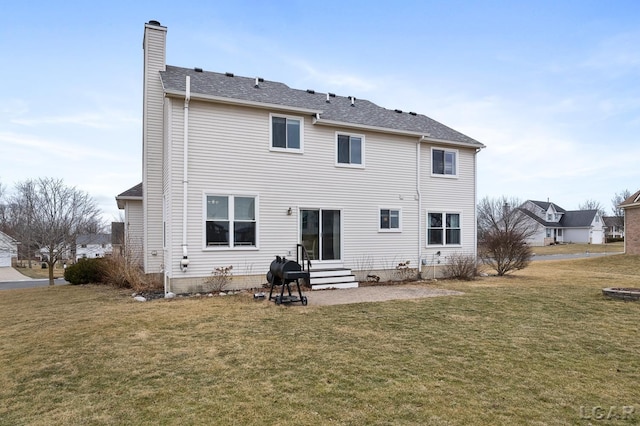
left=619, top=189, right=640, bottom=255
left=116, top=183, right=144, bottom=263
left=519, top=200, right=605, bottom=246
left=76, top=234, right=112, bottom=260
left=0, top=230, right=18, bottom=267
left=603, top=216, right=624, bottom=240
left=117, top=21, right=485, bottom=293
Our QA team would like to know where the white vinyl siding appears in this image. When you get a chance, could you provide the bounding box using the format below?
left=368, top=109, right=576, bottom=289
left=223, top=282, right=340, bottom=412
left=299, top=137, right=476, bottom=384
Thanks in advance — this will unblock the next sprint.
left=142, top=24, right=167, bottom=273
left=160, top=98, right=479, bottom=282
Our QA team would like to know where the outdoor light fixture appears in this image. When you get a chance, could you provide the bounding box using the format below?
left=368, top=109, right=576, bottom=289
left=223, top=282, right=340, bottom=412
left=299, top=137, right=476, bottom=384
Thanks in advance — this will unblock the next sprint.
left=287, top=207, right=293, bottom=216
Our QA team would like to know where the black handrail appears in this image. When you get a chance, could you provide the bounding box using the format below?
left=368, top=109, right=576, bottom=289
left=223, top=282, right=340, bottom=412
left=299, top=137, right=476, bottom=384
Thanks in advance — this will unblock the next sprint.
left=296, top=243, right=312, bottom=272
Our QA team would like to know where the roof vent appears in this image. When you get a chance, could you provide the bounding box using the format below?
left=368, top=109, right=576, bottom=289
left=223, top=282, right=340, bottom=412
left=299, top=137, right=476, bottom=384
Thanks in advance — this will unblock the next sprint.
left=225, top=72, right=234, bottom=77
left=306, top=89, right=315, bottom=94
left=326, top=93, right=330, bottom=103
left=395, top=109, right=403, bottom=113
left=409, top=111, right=417, bottom=116
left=350, top=96, right=356, bottom=106
left=258, top=77, right=264, bottom=82
left=148, top=20, right=161, bottom=26
left=254, top=77, right=259, bottom=88
left=194, top=67, right=203, bottom=72
left=328, top=93, right=336, bottom=98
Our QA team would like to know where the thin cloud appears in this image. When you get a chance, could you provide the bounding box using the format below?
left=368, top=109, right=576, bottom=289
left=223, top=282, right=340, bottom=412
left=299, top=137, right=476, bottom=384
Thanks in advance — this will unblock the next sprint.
left=0, top=131, right=121, bottom=162
left=11, top=109, right=139, bottom=129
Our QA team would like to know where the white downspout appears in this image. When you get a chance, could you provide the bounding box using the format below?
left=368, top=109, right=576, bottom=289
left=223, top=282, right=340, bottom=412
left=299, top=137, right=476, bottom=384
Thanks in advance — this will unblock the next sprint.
left=180, top=76, right=191, bottom=273
left=416, top=137, right=424, bottom=278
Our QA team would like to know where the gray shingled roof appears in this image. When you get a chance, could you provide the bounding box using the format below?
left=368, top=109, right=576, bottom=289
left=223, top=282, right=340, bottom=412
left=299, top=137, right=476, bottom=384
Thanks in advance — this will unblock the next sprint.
left=560, top=210, right=598, bottom=228
left=77, top=234, right=111, bottom=245
left=117, top=183, right=143, bottom=198
left=520, top=207, right=598, bottom=228
left=529, top=200, right=566, bottom=213
left=160, top=66, right=483, bottom=147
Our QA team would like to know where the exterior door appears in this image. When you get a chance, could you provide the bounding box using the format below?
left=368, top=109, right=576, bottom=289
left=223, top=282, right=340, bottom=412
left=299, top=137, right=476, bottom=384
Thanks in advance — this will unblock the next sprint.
left=300, top=209, right=341, bottom=261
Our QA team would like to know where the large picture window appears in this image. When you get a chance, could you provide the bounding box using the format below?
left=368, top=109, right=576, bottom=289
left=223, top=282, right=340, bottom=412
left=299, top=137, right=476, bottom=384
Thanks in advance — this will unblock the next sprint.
left=427, top=212, right=461, bottom=245
left=432, top=148, right=457, bottom=176
left=206, top=195, right=257, bottom=248
left=271, top=114, right=302, bottom=152
left=336, top=133, right=364, bottom=167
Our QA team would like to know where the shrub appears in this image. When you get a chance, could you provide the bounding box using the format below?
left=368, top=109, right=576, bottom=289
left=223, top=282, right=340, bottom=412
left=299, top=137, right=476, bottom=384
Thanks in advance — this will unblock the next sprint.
left=202, top=265, right=233, bottom=292
left=100, top=255, right=161, bottom=293
left=442, top=253, right=478, bottom=281
left=64, top=258, right=107, bottom=285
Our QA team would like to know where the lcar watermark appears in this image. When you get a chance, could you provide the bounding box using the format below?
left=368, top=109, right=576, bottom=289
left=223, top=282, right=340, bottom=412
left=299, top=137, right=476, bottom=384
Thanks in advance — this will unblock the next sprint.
left=580, top=405, right=635, bottom=421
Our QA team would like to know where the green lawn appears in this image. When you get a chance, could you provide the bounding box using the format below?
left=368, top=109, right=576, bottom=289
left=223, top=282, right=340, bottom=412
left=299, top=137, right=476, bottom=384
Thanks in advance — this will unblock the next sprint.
left=1, top=255, right=639, bottom=425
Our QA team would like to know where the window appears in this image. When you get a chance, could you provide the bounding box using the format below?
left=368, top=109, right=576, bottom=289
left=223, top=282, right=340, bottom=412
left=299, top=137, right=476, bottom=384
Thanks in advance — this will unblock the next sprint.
left=271, top=114, right=302, bottom=152
left=380, top=208, right=401, bottom=232
left=206, top=195, right=257, bottom=248
left=547, top=213, right=552, bottom=221
left=336, top=133, right=364, bottom=167
left=546, top=229, right=552, bottom=238
left=427, top=212, right=461, bottom=245
left=432, top=148, right=457, bottom=176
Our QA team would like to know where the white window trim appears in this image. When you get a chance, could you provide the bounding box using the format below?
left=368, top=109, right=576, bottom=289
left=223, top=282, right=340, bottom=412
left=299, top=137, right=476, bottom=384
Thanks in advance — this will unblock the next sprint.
left=335, top=131, right=365, bottom=169
left=430, top=147, right=458, bottom=178
left=269, top=113, right=304, bottom=154
left=378, top=207, right=402, bottom=232
left=426, top=210, right=462, bottom=247
left=203, top=192, right=260, bottom=251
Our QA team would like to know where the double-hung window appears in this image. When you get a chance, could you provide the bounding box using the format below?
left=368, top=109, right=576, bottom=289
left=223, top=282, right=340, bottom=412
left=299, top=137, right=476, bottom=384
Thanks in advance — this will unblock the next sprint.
left=427, top=212, right=461, bottom=245
left=432, top=148, right=457, bottom=176
left=271, top=114, right=302, bottom=152
left=206, top=195, right=257, bottom=248
left=380, top=208, right=401, bottom=232
left=336, top=133, right=364, bottom=167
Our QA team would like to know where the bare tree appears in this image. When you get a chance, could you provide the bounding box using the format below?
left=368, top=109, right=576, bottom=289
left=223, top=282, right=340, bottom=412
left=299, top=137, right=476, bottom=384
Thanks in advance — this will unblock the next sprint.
left=477, top=196, right=537, bottom=276
left=12, top=178, right=101, bottom=285
left=578, top=199, right=606, bottom=217
left=611, top=189, right=631, bottom=217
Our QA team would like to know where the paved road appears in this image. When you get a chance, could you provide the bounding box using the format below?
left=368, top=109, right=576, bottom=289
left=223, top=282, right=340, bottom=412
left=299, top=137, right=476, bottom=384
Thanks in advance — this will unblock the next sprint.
left=0, top=278, right=68, bottom=290
left=0, top=267, right=68, bottom=290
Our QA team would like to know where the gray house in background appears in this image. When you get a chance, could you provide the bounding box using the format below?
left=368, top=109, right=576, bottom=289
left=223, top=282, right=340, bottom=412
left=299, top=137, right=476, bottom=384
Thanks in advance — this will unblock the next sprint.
left=519, top=200, right=605, bottom=246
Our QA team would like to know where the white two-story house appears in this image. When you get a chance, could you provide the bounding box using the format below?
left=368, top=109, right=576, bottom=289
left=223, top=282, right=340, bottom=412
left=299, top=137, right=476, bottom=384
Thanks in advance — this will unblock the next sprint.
left=519, top=200, right=605, bottom=246
left=117, top=21, right=485, bottom=293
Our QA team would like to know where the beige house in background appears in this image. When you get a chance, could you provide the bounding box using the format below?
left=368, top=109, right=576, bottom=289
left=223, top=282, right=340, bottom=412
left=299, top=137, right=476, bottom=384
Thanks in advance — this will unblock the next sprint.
left=619, top=189, right=640, bottom=255
left=116, top=21, right=485, bottom=293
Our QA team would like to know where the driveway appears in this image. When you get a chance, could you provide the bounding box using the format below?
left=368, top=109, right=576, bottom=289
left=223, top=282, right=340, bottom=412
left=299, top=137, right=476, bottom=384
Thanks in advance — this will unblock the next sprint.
left=0, top=267, right=30, bottom=281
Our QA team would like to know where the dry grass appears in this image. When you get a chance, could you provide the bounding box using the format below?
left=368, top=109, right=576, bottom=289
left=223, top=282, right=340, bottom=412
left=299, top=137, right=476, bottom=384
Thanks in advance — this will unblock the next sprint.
left=531, top=241, right=624, bottom=255
left=13, top=263, right=65, bottom=279
left=1, top=255, right=640, bottom=425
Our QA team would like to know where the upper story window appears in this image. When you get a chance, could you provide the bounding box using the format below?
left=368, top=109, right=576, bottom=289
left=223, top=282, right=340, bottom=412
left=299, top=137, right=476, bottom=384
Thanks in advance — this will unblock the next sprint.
left=427, top=212, right=461, bottom=246
left=547, top=213, right=552, bottom=221
left=271, top=114, right=303, bottom=152
left=206, top=194, right=258, bottom=249
left=336, top=133, right=364, bottom=167
left=380, top=208, right=401, bottom=232
left=432, top=148, right=457, bottom=176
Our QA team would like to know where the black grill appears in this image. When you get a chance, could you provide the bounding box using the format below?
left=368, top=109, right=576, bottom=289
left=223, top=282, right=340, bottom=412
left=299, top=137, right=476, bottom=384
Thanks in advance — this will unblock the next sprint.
left=267, top=256, right=309, bottom=305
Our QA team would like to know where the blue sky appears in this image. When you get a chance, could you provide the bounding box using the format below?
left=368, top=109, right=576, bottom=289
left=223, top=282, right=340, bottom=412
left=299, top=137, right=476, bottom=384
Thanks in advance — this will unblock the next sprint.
left=1, top=1, right=639, bottom=222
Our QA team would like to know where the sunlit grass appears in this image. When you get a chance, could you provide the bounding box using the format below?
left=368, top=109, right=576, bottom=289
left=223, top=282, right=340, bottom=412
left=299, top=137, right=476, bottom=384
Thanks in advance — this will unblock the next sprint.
left=531, top=241, right=623, bottom=255
left=1, top=255, right=639, bottom=425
